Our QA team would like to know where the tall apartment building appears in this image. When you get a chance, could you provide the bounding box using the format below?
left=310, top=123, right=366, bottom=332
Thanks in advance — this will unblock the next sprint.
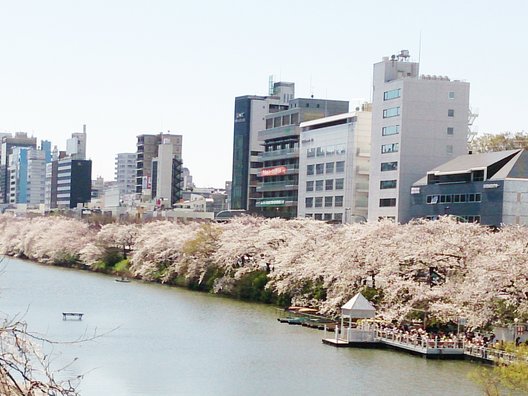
left=135, top=133, right=182, bottom=197
left=297, top=108, right=371, bottom=222
left=115, top=153, right=136, bottom=196
left=255, top=98, right=349, bottom=218
left=53, top=158, right=92, bottom=209
left=230, top=81, right=294, bottom=210
left=368, top=50, right=470, bottom=223
left=152, top=138, right=183, bottom=206
left=0, top=133, right=37, bottom=203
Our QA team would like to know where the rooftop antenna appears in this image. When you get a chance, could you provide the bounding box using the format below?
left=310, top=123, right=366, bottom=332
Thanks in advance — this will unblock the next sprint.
left=418, top=30, right=422, bottom=75
left=268, top=75, right=274, bottom=96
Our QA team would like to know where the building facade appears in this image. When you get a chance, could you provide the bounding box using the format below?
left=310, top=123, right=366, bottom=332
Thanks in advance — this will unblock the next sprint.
left=152, top=138, right=183, bottom=207
left=54, top=158, right=92, bottom=209
left=368, top=50, right=470, bottom=223
left=297, top=109, right=371, bottom=222
left=409, top=149, right=528, bottom=226
left=136, top=133, right=182, bottom=198
left=230, top=81, right=294, bottom=210
left=0, top=133, right=37, bottom=203
left=255, top=98, right=349, bottom=218
left=115, top=153, right=136, bottom=196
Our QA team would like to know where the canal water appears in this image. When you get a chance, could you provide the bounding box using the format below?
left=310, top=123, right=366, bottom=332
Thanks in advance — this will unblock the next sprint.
left=0, top=256, right=483, bottom=395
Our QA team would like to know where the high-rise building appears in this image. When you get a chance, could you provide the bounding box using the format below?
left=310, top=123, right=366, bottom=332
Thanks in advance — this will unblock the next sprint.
left=54, top=158, right=92, bottom=209
left=66, top=125, right=87, bottom=160
left=255, top=97, right=349, bottom=218
left=0, top=133, right=37, bottom=203
left=152, top=138, right=183, bottom=206
left=368, top=50, right=470, bottom=223
left=230, top=82, right=294, bottom=210
left=135, top=133, right=182, bottom=197
left=297, top=107, right=371, bottom=223
left=115, top=153, right=136, bottom=196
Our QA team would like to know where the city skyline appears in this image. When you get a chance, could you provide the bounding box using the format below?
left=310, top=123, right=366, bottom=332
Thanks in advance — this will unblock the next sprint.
left=0, top=0, right=526, bottom=187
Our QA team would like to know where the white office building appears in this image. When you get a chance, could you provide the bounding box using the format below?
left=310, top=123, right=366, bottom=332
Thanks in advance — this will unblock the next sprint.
left=298, top=109, right=371, bottom=222
left=115, top=153, right=136, bottom=196
left=368, top=50, right=470, bottom=223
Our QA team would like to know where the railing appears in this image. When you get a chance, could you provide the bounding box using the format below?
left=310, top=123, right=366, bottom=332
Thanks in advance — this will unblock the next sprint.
left=376, top=330, right=464, bottom=350
left=464, top=345, right=519, bottom=364
left=258, top=148, right=298, bottom=159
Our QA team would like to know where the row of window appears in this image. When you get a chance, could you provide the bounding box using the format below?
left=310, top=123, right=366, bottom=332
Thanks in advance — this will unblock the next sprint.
left=380, top=180, right=397, bottom=189
left=381, top=143, right=399, bottom=154
left=383, top=89, right=455, bottom=101
left=306, top=213, right=343, bottom=221
left=426, top=193, right=482, bottom=204
left=381, top=125, right=455, bottom=137
left=265, top=113, right=300, bottom=129
left=305, top=195, right=344, bottom=208
left=381, top=161, right=398, bottom=171
left=306, top=178, right=344, bottom=192
left=307, top=161, right=345, bottom=176
left=380, top=198, right=396, bottom=207
left=307, top=145, right=346, bottom=158
left=382, top=107, right=455, bottom=119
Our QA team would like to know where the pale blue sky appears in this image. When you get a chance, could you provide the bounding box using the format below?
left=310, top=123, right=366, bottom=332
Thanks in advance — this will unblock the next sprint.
left=0, top=0, right=526, bottom=186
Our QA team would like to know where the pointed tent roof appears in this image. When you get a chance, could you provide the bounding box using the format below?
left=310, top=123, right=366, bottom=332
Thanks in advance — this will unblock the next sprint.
left=341, top=293, right=376, bottom=319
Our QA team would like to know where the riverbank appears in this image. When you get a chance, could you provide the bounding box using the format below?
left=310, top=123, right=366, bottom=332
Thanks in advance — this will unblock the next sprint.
left=1, top=214, right=527, bottom=332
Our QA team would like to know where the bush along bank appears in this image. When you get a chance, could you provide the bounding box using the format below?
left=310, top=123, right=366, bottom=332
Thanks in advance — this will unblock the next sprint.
left=1, top=214, right=528, bottom=330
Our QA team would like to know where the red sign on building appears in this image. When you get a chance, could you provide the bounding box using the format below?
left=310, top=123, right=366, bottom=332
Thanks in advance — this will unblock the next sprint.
left=259, top=166, right=287, bottom=177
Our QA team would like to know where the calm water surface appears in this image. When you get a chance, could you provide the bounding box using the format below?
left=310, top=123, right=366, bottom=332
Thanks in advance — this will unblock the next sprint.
left=0, top=256, right=483, bottom=395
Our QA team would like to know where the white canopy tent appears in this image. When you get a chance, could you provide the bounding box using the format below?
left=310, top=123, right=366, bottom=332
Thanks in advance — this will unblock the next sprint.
left=340, top=293, right=376, bottom=330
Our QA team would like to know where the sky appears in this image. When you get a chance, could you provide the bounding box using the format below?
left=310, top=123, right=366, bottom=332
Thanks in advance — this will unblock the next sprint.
left=0, top=0, right=526, bottom=187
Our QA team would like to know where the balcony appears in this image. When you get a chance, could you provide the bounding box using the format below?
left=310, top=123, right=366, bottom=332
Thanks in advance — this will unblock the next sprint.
left=256, top=181, right=298, bottom=192
left=258, top=147, right=299, bottom=161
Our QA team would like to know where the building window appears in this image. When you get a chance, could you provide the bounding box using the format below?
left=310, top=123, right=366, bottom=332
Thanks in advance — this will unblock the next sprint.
left=282, top=115, right=290, bottom=125
left=323, top=213, right=332, bottom=220
left=380, top=180, right=397, bottom=189
left=472, top=170, right=484, bottom=181
left=305, top=197, right=313, bottom=208
left=306, top=181, right=314, bottom=192
left=335, top=196, right=344, bottom=207
left=383, top=107, right=400, bottom=118
left=326, top=146, right=335, bottom=156
left=316, top=163, right=324, bottom=174
left=325, top=196, right=333, bottom=207
left=266, top=118, right=273, bottom=129
left=325, top=162, right=334, bottom=174
left=381, top=161, right=398, bottom=171
left=274, top=117, right=281, bottom=128
left=381, top=143, right=399, bottom=154
left=336, top=161, right=345, bottom=173
left=427, top=193, right=482, bottom=204
left=334, top=213, right=343, bottom=222
left=306, top=103, right=310, bottom=107
left=334, top=144, right=346, bottom=155
left=446, top=145, right=453, bottom=155
left=315, top=197, right=323, bottom=207
left=325, top=179, right=334, bottom=190
left=447, top=127, right=454, bottom=135
left=380, top=198, right=396, bottom=207
left=335, top=178, right=344, bottom=190
left=315, top=180, right=324, bottom=191
left=314, top=213, right=322, bottom=220
left=291, top=113, right=299, bottom=124
left=448, top=109, right=455, bottom=117
left=316, top=147, right=325, bottom=157
left=382, top=125, right=400, bottom=136
left=307, top=148, right=315, bottom=157
left=384, top=88, right=401, bottom=101
left=307, top=165, right=314, bottom=175
left=448, top=91, right=455, bottom=99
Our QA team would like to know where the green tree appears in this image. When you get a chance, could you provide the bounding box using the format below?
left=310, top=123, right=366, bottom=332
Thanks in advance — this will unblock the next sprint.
left=470, top=131, right=528, bottom=153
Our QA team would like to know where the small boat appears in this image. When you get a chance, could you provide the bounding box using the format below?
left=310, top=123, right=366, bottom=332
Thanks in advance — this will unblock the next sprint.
left=115, top=277, right=131, bottom=283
